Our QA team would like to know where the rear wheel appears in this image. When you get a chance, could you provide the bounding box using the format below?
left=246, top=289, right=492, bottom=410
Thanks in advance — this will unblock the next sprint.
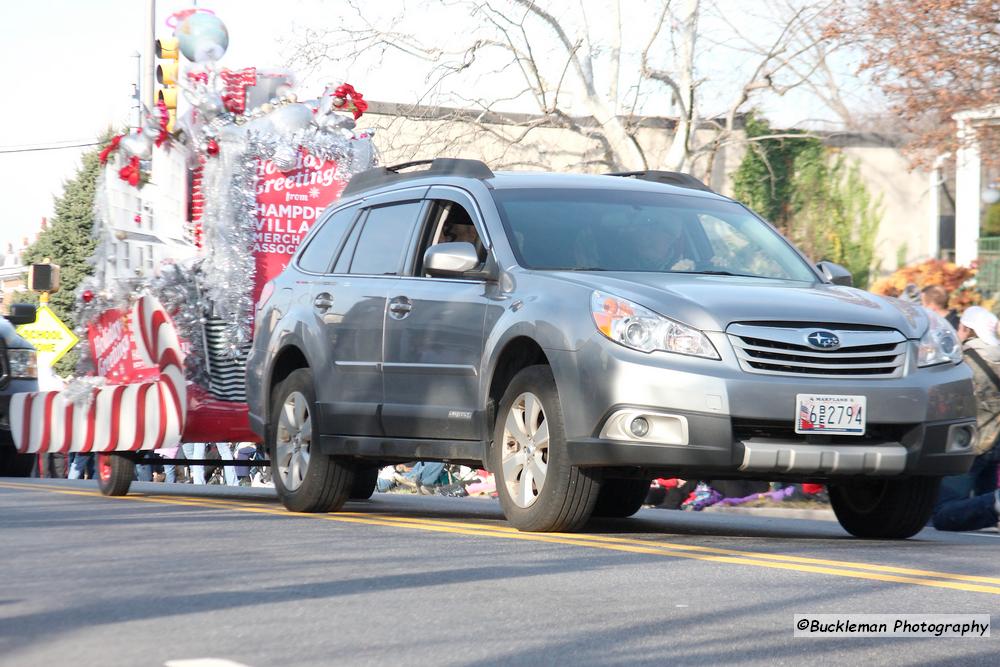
left=269, top=368, right=354, bottom=513
left=829, top=477, right=940, bottom=539
left=592, top=478, right=651, bottom=518
left=97, top=453, right=135, bottom=496
left=491, top=365, right=601, bottom=532
left=349, top=463, right=380, bottom=500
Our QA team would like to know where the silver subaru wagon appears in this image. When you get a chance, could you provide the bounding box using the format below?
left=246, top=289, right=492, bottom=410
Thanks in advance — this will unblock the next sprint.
left=246, top=158, right=976, bottom=538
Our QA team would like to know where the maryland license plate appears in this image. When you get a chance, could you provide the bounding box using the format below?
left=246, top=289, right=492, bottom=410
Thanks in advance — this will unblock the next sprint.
left=795, top=394, right=866, bottom=435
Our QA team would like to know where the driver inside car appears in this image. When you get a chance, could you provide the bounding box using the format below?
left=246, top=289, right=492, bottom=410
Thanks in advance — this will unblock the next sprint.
left=634, top=216, right=694, bottom=272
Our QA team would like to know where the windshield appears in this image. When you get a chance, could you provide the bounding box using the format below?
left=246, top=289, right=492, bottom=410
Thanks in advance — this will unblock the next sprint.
left=492, top=188, right=817, bottom=282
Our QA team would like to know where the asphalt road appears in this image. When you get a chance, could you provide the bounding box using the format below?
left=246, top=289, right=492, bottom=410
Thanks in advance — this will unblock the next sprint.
left=1, top=478, right=997, bottom=667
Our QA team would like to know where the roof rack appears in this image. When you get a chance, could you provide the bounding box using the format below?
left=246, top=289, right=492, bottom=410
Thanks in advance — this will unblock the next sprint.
left=343, top=158, right=495, bottom=196
left=606, top=170, right=714, bottom=193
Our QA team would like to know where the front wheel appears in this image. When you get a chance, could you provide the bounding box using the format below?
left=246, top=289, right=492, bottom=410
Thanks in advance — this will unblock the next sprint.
left=829, top=477, right=940, bottom=539
left=490, top=365, right=601, bottom=532
left=97, top=453, right=135, bottom=496
left=269, top=368, right=354, bottom=513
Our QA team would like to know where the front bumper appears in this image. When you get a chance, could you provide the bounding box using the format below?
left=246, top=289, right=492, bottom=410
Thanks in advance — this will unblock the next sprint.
left=567, top=412, right=976, bottom=478
left=550, top=334, right=977, bottom=479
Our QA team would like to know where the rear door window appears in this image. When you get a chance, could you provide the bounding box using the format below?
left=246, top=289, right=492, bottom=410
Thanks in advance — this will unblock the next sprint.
left=349, top=202, right=423, bottom=275
left=297, top=206, right=358, bottom=273
left=333, top=215, right=364, bottom=274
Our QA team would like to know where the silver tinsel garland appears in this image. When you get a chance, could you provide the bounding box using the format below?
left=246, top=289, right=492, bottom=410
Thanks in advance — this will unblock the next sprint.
left=198, top=132, right=259, bottom=357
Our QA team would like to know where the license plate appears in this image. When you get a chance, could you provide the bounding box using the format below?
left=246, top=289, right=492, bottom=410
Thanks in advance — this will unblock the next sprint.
left=795, top=394, right=866, bottom=435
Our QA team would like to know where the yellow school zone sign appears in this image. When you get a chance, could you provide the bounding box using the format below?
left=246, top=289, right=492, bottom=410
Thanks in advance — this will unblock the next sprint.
left=15, top=305, right=79, bottom=368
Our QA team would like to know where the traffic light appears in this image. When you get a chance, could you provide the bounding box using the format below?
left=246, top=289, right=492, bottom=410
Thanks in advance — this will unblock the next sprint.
left=155, top=37, right=180, bottom=131
left=28, top=263, right=60, bottom=293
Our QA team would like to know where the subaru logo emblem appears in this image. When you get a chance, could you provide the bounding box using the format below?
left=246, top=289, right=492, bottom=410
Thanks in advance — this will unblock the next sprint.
left=807, top=330, right=840, bottom=350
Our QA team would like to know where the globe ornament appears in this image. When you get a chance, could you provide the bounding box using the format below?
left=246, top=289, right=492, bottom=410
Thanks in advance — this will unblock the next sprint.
left=268, top=103, right=314, bottom=135
left=177, top=12, right=229, bottom=63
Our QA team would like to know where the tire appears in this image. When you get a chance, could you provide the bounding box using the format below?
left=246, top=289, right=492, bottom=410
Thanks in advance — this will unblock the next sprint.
left=490, top=365, right=602, bottom=532
left=592, top=478, right=651, bottom=518
left=349, top=463, right=379, bottom=500
left=97, top=453, right=135, bottom=496
left=829, top=477, right=940, bottom=539
left=0, top=441, right=36, bottom=477
left=269, top=368, right=354, bottom=513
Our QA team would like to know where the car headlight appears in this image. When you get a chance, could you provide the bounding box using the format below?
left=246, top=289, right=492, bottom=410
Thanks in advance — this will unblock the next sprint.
left=591, top=291, right=719, bottom=359
left=7, top=349, right=37, bottom=379
left=917, top=310, right=962, bottom=367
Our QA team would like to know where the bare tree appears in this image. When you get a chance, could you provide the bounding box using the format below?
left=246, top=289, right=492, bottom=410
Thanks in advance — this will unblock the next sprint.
left=829, top=0, right=1000, bottom=166
left=289, top=0, right=856, bottom=179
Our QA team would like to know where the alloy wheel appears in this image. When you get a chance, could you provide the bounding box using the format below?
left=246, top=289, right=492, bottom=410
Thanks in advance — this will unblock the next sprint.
left=276, top=391, right=312, bottom=491
left=501, top=391, right=550, bottom=508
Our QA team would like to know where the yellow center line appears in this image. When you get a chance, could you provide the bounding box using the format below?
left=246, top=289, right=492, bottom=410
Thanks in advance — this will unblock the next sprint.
left=354, top=514, right=1000, bottom=587
left=140, top=491, right=1000, bottom=588
left=3, top=481, right=999, bottom=596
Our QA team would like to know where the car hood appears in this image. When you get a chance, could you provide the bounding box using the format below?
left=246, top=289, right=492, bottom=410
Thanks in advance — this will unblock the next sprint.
left=546, top=271, right=928, bottom=337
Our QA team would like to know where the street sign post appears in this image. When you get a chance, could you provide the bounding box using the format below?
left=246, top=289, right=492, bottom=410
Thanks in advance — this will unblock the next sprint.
left=15, top=305, right=79, bottom=367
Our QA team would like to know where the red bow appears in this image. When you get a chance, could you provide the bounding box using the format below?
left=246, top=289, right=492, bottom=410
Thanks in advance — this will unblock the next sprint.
left=99, top=134, right=123, bottom=165
left=118, top=156, right=142, bottom=187
left=333, top=83, right=368, bottom=120
left=154, top=100, right=171, bottom=147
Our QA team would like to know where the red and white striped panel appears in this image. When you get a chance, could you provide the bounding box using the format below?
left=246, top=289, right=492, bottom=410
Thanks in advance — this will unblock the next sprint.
left=9, top=296, right=187, bottom=454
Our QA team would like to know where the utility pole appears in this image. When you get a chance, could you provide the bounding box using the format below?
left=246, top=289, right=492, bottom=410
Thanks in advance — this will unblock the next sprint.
left=131, top=51, right=142, bottom=130
left=143, top=0, right=156, bottom=109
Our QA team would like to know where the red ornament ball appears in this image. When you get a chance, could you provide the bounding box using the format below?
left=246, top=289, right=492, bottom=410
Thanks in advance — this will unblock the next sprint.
left=82, top=290, right=94, bottom=303
left=134, top=214, right=142, bottom=224
left=206, top=139, right=220, bottom=156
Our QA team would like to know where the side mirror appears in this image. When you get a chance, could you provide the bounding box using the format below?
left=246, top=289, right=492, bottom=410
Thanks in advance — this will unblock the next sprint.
left=817, top=261, right=853, bottom=287
left=5, top=303, right=37, bottom=326
left=424, top=242, right=489, bottom=278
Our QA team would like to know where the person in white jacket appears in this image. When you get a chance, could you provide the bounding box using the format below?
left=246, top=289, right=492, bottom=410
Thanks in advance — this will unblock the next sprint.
left=932, top=306, right=1000, bottom=532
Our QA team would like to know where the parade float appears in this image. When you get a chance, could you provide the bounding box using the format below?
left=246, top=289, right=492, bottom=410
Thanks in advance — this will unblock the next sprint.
left=9, top=8, right=378, bottom=491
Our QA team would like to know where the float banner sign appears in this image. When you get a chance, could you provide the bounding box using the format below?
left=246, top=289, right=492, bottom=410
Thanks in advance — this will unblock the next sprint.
left=254, top=152, right=347, bottom=304
left=16, top=305, right=79, bottom=368
left=87, top=308, right=157, bottom=383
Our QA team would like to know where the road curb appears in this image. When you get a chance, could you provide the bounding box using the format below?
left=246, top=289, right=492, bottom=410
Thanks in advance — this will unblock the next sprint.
left=700, top=505, right=837, bottom=521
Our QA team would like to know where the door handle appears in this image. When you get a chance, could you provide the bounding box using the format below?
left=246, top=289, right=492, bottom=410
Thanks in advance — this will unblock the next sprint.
left=313, top=293, right=334, bottom=311
left=388, top=296, right=412, bottom=319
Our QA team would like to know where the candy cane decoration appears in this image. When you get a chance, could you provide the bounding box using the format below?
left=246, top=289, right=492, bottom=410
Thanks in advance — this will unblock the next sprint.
left=9, top=296, right=187, bottom=455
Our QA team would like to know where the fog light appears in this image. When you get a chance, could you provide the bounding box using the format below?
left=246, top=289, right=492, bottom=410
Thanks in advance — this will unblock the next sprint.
left=629, top=417, right=650, bottom=438
left=600, top=410, right=689, bottom=445
left=952, top=426, right=972, bottom=450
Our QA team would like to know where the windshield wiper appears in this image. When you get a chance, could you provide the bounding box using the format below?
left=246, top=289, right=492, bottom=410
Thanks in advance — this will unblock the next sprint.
left=564, top=267, right=612, bottom=271
left=673, top=269, right=759, bottom=278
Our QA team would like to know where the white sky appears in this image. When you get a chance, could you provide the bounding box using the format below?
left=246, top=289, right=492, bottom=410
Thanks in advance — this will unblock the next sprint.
left=0, top=0, right=877, bottom=254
